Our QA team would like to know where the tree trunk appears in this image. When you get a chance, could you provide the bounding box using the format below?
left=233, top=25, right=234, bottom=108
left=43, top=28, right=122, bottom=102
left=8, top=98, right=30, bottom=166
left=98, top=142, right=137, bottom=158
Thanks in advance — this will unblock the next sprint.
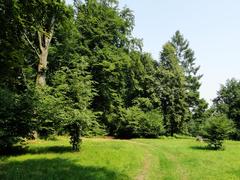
left=36, top=31, right=53, bottom=87
left=36, top=48, right=48, bottom=86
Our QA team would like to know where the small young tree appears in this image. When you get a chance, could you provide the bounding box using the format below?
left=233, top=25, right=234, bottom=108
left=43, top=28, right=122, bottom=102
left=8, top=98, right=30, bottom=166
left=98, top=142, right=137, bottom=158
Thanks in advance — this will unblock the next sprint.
left=46, top=16, right=98, bottom=151
left=202, top=115, right=234, bottom=150
left=50, top=55, right=96, bottom=151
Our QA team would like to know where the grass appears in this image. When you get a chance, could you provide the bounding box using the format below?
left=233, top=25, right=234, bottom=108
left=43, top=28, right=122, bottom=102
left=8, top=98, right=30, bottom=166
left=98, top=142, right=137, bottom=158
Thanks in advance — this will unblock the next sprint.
left=1, top=136, right=240, bottom=180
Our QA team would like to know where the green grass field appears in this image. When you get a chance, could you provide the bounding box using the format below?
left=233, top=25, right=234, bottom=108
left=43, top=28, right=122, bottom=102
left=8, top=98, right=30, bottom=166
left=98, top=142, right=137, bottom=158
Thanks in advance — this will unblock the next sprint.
left=1, top=136, right=240, bottom=180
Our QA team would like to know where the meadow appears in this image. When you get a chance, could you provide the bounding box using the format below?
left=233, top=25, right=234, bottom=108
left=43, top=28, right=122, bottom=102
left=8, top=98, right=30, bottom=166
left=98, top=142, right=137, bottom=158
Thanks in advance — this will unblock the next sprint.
left=1, top=136, right=240, bottom=180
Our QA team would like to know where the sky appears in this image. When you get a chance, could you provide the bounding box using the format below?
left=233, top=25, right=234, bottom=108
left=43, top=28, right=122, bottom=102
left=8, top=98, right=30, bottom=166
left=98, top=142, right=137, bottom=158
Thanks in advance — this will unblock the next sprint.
left=66, top=0, right=240, bottom=105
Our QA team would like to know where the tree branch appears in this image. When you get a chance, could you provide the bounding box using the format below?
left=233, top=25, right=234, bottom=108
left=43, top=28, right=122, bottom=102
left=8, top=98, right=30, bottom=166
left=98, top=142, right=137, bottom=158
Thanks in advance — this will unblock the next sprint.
left=38, top=31, right=44, bottom=52
left=24, top=33, right=40, bottom=57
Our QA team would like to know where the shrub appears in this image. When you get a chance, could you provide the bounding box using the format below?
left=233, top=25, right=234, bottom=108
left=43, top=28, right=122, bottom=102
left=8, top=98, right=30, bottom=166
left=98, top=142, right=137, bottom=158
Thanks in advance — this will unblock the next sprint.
left=201, top=115, right=234, bottom=150
left=143, top=110, right=165, bottom=137
left=116, top=107, right=164, bottom=138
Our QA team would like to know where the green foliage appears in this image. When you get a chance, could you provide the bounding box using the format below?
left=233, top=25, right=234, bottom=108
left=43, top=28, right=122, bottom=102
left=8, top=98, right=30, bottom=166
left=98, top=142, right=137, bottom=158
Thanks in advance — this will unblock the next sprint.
left=82, top=118, right=107, bottom=137
left=47, top=13, right=98, bottom=150
left=144, top=110, right=165, bottom=137
left=116, top=107, right=164, bottom=138
left=186, top=101, right=211, bottom=136
left=132, top=98, right=154, bottom=112
left=51, top=59, right=96, bottom=151
left=73, top=0, right=136, bottom=133
left=0, top=88, right=35, bottom=150
left=0, top=1, right=38, bottom=150
left=34, top=87, right=61, bottom=138
left=171, top=31, right=208, bottom=130
left=213, top=78, right=240, bottom=139
left=158, top=43, right=188, bottom=136
left=1, top=0, right=213, bottom=151
left=201, top=115, right=234, bottom=150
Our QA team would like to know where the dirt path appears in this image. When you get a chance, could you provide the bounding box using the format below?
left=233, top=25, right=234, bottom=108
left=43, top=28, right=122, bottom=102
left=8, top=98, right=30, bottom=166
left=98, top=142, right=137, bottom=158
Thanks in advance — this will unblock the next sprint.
left=125, top=140, right=153, bottom=180
left=135, top=151, right=151, bottom=180
left=87, top=138, right=156, bottom=180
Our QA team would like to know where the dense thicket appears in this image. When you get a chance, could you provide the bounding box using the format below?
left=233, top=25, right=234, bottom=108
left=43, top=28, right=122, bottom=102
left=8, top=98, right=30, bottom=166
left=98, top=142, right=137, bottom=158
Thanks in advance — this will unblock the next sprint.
left=2, top=0, right=231, bottom=151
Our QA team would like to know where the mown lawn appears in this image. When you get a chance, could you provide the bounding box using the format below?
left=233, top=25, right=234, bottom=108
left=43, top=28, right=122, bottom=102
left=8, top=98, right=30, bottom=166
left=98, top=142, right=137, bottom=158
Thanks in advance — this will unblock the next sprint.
left=1, top=136, right=240, bottom=180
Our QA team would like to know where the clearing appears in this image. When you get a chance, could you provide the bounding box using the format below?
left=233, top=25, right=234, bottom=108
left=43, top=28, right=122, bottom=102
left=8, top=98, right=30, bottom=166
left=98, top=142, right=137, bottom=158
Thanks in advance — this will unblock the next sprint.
left=1, top=136, right=240, bottom=180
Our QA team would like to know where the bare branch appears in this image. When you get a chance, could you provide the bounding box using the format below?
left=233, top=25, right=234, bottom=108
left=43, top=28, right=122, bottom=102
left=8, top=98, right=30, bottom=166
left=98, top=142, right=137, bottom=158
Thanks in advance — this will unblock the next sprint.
left=23, top=33, right=40, bottom=57
left=38, top=31, right=43, bottom=52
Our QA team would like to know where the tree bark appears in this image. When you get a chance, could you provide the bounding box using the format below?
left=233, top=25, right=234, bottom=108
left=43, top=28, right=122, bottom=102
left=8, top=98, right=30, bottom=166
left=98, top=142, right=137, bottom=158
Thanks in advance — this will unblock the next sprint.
left=36, top=30, right=53, bottom=87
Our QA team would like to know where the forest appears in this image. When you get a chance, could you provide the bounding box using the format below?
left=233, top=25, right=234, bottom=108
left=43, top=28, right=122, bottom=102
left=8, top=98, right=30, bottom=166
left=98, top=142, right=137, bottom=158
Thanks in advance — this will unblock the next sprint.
left=1, top=0, right=240, bottom=154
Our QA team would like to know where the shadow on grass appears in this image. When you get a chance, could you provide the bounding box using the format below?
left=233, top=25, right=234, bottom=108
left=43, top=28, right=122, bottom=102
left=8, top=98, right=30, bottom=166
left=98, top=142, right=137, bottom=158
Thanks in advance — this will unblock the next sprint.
left=0, top=145, right=73, bottom=156
left=29, top=146, right=72, bottom=154
left=190, top=146, right=209, bottom=150
left=190, top=146, right=222, bottom=151
left=0, top=158, right=130, bottom=180
left=0, top=146, right=29, bottom=156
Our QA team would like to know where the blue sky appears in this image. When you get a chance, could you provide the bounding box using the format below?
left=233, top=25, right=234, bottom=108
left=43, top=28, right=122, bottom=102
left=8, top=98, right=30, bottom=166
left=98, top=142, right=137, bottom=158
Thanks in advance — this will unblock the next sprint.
left=66, top=0, right=240, bottom=104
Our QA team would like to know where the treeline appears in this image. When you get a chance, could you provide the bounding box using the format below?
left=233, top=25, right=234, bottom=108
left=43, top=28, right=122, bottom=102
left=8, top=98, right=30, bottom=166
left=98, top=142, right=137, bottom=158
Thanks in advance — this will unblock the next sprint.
left=0, top=0, right=239, bottom=151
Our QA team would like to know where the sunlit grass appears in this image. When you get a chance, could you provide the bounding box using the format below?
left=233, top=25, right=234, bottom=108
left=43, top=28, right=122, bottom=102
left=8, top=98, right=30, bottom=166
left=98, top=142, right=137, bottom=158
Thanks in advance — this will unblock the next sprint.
left=1, top=136, right=240, bottom=180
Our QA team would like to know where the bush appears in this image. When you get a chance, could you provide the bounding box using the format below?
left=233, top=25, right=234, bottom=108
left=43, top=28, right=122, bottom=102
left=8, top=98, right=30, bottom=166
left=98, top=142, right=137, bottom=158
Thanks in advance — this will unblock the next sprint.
left=201, top=115, right=234, bottom=150
left=116, top=107, right=164, bottom=138
left=143, top=110, right=165, bottom=137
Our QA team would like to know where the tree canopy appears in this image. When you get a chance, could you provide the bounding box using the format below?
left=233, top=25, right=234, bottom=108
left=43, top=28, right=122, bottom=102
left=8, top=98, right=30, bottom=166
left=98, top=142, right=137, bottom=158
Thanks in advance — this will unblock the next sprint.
left=1, top=0, right=234, bottom=152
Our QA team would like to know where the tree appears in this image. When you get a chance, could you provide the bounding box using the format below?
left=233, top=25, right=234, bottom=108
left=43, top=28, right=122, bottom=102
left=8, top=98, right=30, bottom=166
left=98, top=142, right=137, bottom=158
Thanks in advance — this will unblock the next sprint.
left=171, top=31, right=208, bottom=122
left=46, top=14, right=98, bottom=150
left=213, top=78, right=240, bottom=139
left=0, top=88, right=35, bottom=150
left=157, top=43, right=188, bottom=136
left=127, top=52, right=160, bottom=109
left=0, top=0, right=29, bottom=90
left=202, top=115, right=234, bottom=150
left=0, top=0, right=37, bottom=150
left=52, top=61, right=96, bottom=151
left=0, top=1, right=96, bottom=150
left=19, top=0, right=69, bottom=86
left=74, top=0, right=137, bottom=134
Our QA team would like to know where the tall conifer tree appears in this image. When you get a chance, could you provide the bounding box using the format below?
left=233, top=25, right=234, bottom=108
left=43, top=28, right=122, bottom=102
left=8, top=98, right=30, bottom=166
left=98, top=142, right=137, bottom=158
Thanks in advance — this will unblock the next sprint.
left=158, top=43, right=188, bottom=136
left=171, top=31, right=207, bottom=121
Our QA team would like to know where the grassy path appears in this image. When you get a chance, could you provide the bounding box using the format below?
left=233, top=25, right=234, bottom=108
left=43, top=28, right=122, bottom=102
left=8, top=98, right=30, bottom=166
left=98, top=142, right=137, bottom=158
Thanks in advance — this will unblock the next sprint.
left=1, top=137, right=240, bottom=179
left=128, top=141, right=152, bottom=180
left=135, top=150, right=151, bottom=180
